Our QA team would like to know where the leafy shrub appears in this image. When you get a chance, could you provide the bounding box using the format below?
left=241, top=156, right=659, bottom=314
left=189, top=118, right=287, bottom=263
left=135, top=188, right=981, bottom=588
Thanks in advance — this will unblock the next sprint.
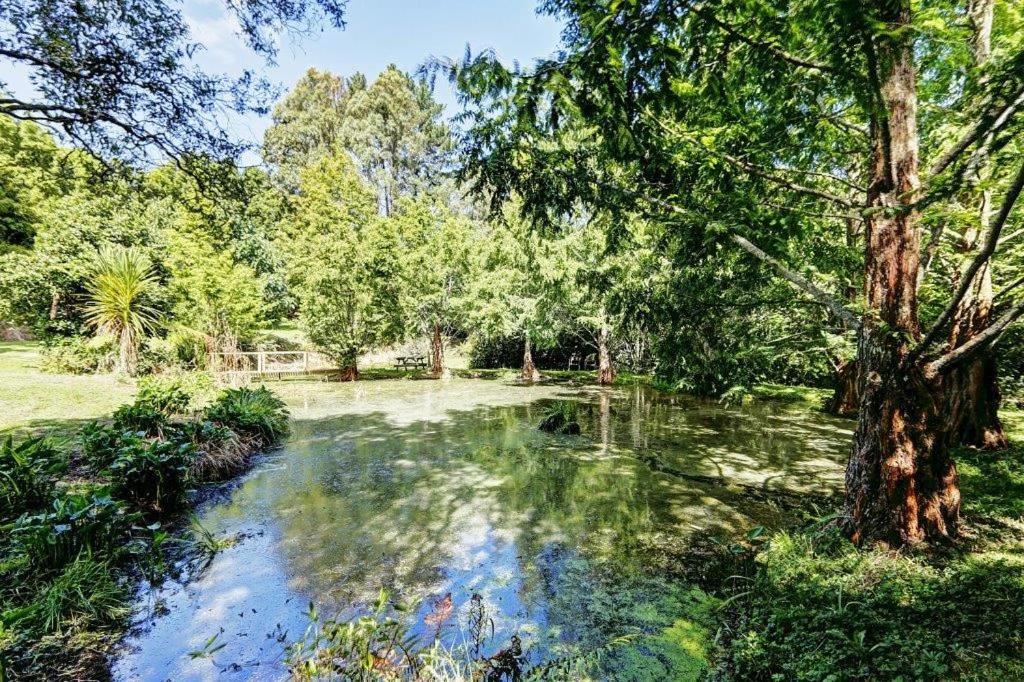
left=107, top=438, right=194, bottom=512
left=110, top=402, right=167, bottom=437
left=80, top=422, right=125, bottom=469
left=176, top=420, right=247, bottom=481
left=109, top=377, right=191, bottom=436
left=9, top=556, right=128, bottom=636
left=204, top=386, right=289, bottom=445
left=167, top=328, right=208, bottom=369
left=39, top=335, right=116, bottom=374
left=134, top=376, right=193, bottom=417
left=1, top=437, right=60, bottom=522
left=11, top=494, right=135, bottom=571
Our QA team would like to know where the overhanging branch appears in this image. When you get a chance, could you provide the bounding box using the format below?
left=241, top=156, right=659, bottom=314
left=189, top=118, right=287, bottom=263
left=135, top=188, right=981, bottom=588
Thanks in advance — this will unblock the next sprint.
left=731, top=233, right=861, bottom=328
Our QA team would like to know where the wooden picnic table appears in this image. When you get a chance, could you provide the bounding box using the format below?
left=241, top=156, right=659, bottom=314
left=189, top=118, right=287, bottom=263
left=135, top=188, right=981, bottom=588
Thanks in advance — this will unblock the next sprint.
left=394, top=355, right=428, bottom=370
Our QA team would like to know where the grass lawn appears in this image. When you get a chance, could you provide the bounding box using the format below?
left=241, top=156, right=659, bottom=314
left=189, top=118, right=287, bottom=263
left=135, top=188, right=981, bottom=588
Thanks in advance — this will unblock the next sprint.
left=0, top=341, right=137, bottom=444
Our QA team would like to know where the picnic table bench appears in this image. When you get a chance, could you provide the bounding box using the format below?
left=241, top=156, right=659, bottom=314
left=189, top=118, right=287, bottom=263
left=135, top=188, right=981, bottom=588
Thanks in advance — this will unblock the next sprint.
left=394, top=355, right=428, bottom=370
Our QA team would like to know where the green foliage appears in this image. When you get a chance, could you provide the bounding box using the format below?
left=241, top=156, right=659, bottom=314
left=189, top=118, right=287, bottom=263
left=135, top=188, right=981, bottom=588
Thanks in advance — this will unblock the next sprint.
left=107, top=439, right=194, bottom=512
left=0, top=437, right=60, bottom=523
left=10, top=494, right=135, bottom=572
left=719, top=527, right=1024, bottom=680
left=13, top=556, right=128, bottom=637
left=288, top=588, right=637, bottom=681
left=39, top=335, right=116, bottom=374
left=83, top=246, right=161, bottom=375
left=204, top=386, right=289, bottom=445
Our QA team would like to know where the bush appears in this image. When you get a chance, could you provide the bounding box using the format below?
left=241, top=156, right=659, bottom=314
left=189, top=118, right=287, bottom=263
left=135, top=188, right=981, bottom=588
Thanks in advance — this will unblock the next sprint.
left=108, top=375, right=197, bottom=436
left=13, top=556, right=128, bottom=636
left=204, top=386, right=289, bottom=445
left=11, top=494, right=136, bottom=571
left=176, top=420, right=247, bottom=481
left=167, top=329, right=208, bottom=370
left=107, top=438, right=194, bottom=512
left=0, top=437, right=61, bottom=523
left=80, top=422, right=126, bottom=469
left=39, top=336, right=116, bottom=374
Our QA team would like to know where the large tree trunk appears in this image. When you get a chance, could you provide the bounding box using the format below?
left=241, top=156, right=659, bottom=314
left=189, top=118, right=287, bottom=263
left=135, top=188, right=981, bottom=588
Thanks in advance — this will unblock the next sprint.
left=945, top=0, right=1007, bottom=450
left=826, top=359, right=860, bottom=417
left=843, top=2, right=960, bottom=546
left=430, top=323, right=444, bottom=377
left=338, top=363, right=358, bottom=381
left=596, top=318, right=616, bottom=385
left=521, top=336, right=540, bottom=382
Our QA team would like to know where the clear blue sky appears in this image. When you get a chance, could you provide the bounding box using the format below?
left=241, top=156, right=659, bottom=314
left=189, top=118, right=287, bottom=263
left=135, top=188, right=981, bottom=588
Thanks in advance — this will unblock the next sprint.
left=186, top=0, right=563, bottom=150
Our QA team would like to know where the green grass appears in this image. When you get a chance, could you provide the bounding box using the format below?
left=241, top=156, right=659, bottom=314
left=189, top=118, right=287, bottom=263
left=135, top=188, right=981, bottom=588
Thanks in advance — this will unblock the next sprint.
left=713, top=408, right=1024, bottom=679
left=0, top=341, right=136, bottom=444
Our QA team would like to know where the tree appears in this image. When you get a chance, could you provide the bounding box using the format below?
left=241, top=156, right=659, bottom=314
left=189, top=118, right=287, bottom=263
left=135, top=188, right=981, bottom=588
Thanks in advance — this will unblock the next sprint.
left=464, top=203, right=572, bottom=382
left=341, top=66, right=453, bottom=215
left=263, top=69, right=363, bottom=191
left=448, top=0, right=1024, bottom=545
left=390, top=195, right=475, bottom=377
left=1, top=0, right=347, bottom=166
left=83, top=246, right=160, bottom=375
left=286, top=152, right=402, bottom=378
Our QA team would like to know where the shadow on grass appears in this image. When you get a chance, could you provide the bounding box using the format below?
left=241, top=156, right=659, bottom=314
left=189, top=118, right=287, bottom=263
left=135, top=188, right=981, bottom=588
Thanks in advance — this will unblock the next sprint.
left=0, top=416, right=99, bottom=448
left=958, top=442, right=1024, bottom=522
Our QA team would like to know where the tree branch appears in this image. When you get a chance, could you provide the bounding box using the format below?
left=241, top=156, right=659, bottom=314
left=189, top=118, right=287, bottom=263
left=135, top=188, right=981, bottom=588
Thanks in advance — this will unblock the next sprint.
left=928, top=86, right=1024, bottom=177
left=722, top=153, right=858, bottom=208
left=915, top=157, right=1024, bottom=358
left=730, top=233, right=861, bottom=328
left=691, top=4, right=836, bottom=74
left=926, top=297, right=1024, bottom=376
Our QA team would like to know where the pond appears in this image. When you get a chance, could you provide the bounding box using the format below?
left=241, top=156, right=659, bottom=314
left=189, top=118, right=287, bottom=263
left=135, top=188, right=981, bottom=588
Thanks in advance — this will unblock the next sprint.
left=112, top=379, right=853, bottom=681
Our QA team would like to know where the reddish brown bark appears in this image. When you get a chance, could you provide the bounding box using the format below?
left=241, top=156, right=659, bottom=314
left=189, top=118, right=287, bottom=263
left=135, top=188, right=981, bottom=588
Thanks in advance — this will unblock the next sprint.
left=338, top=364, right=359, bottom=381
left=521, top=336, right=540, bottom=382
left=597, top=321, right=616, bottom=385
left=843, top=2, right=960, bottom=546
left=826, top=360, right=860, bottom=418
left=944, top=0, right=1006, bottom=450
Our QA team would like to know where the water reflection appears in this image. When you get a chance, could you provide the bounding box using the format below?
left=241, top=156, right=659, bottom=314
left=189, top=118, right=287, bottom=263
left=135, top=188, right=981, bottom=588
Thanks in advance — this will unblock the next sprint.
left=113, top=380, right=851, bottom=681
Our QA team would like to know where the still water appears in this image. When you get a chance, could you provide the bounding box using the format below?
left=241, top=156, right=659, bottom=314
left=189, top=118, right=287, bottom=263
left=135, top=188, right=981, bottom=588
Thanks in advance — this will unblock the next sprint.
left=112, top=379, right=852, bottom=681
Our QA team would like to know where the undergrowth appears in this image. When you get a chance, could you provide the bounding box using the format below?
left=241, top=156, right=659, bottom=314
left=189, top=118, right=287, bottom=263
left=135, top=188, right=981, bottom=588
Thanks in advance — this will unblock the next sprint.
left=712, top=441, right=1024, bottom=680
left=0, top=379, right=289, bottom=679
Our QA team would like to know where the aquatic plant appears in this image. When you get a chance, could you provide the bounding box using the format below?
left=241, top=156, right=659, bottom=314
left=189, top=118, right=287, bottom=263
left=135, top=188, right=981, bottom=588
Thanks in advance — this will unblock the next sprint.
left=107, top=437, right=194, bottom=512
left=15, top=556, right=129, bottom=636
left=287, top=589, right=634, bottom=681
left=177, top=420, right=248, bottom=481
left=10, top=493, right=136, bottom=571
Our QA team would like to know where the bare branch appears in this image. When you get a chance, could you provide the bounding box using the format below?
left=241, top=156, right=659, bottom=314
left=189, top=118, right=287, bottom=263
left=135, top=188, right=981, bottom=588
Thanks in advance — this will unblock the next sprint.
left=730, top=233, right=861, bottom=328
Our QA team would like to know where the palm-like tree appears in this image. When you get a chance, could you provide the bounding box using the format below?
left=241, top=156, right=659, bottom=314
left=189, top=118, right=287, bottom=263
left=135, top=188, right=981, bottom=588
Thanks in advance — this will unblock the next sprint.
left=84, top=247, right=160, bottom=375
